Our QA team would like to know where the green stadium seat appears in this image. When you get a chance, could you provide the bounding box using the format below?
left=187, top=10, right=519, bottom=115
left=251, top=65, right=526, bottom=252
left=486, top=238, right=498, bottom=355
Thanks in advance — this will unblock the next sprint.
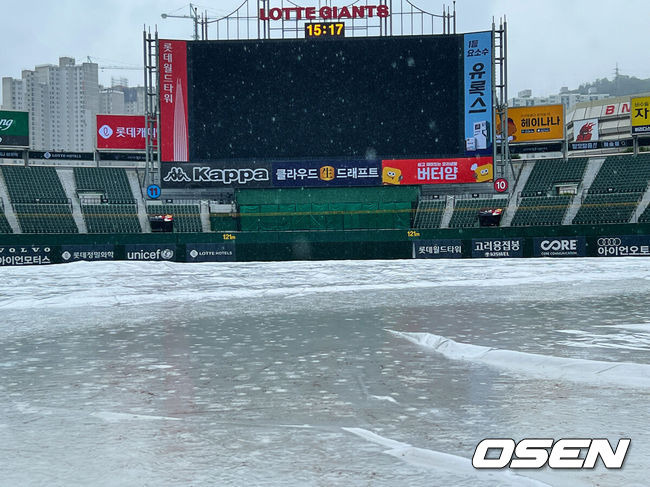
left=572, top=193, right=642, bottom=225
left=511, top=196, right=572, bottom=227
left=413, top=199, right=446, bottom=229
left=147, top=203, right=202, bottom=233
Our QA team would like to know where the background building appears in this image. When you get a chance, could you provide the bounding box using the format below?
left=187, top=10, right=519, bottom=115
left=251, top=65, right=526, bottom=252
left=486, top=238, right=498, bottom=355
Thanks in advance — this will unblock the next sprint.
left=2, top=58, right=145, bottom=152
left=509, top=87, right=610, bottom=109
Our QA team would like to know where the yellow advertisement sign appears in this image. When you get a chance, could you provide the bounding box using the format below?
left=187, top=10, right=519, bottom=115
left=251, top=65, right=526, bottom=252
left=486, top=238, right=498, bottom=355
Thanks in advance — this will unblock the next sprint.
left=631, top=96, right=650, bottom=135
left=497, top=104, right=564, bottom=143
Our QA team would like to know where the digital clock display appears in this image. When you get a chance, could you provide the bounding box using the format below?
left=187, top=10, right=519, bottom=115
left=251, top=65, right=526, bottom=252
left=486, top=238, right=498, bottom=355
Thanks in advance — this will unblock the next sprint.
left=305, top=22, right=345, bottom=38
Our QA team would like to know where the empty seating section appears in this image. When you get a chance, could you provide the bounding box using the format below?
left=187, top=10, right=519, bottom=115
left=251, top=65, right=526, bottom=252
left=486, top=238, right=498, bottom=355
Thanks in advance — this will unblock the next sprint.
left=511, top=196, right=571, bottom=226
left=587, top=154, right=650, bottom=194
left=14, top=203, right=78, bottom=233
left=0, top=210, right=13, bottom=233
left=147, top=204, right=202, bottom=233
left=520, top=158, right=588, bottom=197
left=73, top=167, right=135, bottom=203
left=572, top=193, right=641, bottom=225
left=412, top=199, right=446, bottom=228
left=1, top=166, right=69, bottom=203
left=448, top=198, right=503, bottom=228
left=82, top=204, right=141, bottom=233
left=235, top=187, right=418, bottom=231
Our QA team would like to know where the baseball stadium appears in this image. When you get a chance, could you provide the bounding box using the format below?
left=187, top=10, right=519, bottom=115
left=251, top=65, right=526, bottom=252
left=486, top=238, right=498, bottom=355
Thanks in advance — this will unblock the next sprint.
left=1, top=2, right=650, bottom=486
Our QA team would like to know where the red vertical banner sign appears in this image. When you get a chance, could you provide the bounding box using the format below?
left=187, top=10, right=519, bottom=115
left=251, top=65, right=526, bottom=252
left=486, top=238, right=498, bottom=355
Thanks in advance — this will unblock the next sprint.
left=159, top=39, right=189, bottom=162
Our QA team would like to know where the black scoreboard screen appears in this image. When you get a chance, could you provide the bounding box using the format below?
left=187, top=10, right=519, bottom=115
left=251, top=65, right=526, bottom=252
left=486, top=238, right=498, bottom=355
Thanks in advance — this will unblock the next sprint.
left=186, top=35, right=466, bottom=161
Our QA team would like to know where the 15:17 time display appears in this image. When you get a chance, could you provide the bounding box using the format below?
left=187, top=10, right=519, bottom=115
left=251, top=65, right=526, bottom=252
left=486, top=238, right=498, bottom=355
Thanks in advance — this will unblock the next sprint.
left=305, top=22, right=345, bottom=38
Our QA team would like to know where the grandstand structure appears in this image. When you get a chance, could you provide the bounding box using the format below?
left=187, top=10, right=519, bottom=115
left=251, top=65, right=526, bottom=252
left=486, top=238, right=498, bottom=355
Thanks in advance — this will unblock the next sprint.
left=0, top=2, right=648, bottom=263
left=0, top=153, right=649, bottom=236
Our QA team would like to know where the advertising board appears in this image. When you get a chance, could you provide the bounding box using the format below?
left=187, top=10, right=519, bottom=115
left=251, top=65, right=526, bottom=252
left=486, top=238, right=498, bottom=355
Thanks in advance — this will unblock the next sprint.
left=96, top=115, right=156, bottom=150
left=0, top=110, right=29, bottom=147
left=382, top=156, right=493, bottom=185
left=497, top=105, right=564, bottom=143
left=413, top=239, right=462, bottom=259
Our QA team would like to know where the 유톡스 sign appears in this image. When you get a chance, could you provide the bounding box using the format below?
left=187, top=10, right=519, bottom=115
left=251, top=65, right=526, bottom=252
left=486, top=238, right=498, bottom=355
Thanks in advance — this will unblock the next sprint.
left=0, top=110, right=29, bottom=147
left=631, top=96, right=650, bottom=135
left=497, top=104, right=564, bottom=143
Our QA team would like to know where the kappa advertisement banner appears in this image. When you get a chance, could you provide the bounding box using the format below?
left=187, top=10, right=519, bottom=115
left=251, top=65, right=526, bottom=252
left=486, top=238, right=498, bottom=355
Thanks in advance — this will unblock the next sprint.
left=159, top=39, right=189, bottom=162
left=272, top=160, right=381, bottom=187
left=161, top=162, right=272, bottom=189
left=497, top=105, right=564, bottom=143
left=631, top=96, right=650, bottom=135
left=463, top=31, right=493, bottom=156
left=382, top=156, right=493, bottom=185
left=96, top=115, right=156, bottom=150
left=596, top=236, right=650, bottom=257
left=413, top=239, right=463, bottom=259
left=533, top=237, right=586, bottom=257
left=0, top=110, right=29, bottom=147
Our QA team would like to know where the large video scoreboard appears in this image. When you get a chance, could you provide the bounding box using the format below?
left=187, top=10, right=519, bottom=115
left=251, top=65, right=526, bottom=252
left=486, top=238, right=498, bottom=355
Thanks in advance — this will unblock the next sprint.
left=159, top=32, right=493, bottom=188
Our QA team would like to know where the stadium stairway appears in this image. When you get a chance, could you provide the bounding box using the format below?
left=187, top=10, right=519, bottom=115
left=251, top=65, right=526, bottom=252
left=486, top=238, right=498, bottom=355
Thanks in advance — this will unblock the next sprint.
left=500, top=162, right=535, bottom=227
left=0, top=169, right=21, bottom=233
left=563, top=157, right=605, bottom=225
left=57, top=168, right=87, bottom=233
left=439, top=196, right=455, bottom=228
left=200, top=200, right=211, bottom=232
left=126, top=170, right=151, bottom=233
left=631, top=185, right=650, bottom=223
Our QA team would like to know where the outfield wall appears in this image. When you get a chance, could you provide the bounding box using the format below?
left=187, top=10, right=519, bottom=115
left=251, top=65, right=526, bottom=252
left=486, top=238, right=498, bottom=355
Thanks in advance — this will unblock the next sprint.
left=0, top=223, right=649, bottom=265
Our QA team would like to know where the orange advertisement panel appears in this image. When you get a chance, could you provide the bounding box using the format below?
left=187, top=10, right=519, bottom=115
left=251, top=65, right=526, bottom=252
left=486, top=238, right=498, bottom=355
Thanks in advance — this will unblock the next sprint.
left=381, top=156, right=493, bottom=185
left=497, top=104, right=564, bottom=143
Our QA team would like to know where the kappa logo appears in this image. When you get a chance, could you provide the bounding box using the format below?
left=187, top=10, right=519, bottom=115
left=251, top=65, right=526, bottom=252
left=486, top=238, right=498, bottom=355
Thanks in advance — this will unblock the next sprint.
left=163, top=166, right=191, bottom=183
left=193, top=166, right=270, bottom=185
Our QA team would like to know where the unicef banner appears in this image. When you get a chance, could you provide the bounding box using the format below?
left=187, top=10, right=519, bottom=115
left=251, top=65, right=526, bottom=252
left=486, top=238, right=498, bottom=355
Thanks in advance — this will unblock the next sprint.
left=125, top=244, right=176, bottom=261
left=186, top=243, right=236, bottom=262
left=472, top=238, right=524, bottom=258
left=61, top=245, right=115, bottom=263
left=596, top=236, right=650, bottom=257
left=272, top=160, right=381, bottom=187
left=413, top=239, right=462, bottom=259
left=533, top=237, right=586, bottom=257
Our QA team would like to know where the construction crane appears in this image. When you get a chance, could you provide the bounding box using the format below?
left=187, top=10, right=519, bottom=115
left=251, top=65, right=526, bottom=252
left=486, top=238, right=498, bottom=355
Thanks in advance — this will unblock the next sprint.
left=85, top=56, right=140, bottom=71
left=161, top=3, right=201, bottom=41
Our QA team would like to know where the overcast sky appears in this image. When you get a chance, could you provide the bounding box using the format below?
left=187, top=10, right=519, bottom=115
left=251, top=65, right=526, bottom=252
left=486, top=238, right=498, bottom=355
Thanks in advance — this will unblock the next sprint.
left=2, top=0, right=649, bottom=101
